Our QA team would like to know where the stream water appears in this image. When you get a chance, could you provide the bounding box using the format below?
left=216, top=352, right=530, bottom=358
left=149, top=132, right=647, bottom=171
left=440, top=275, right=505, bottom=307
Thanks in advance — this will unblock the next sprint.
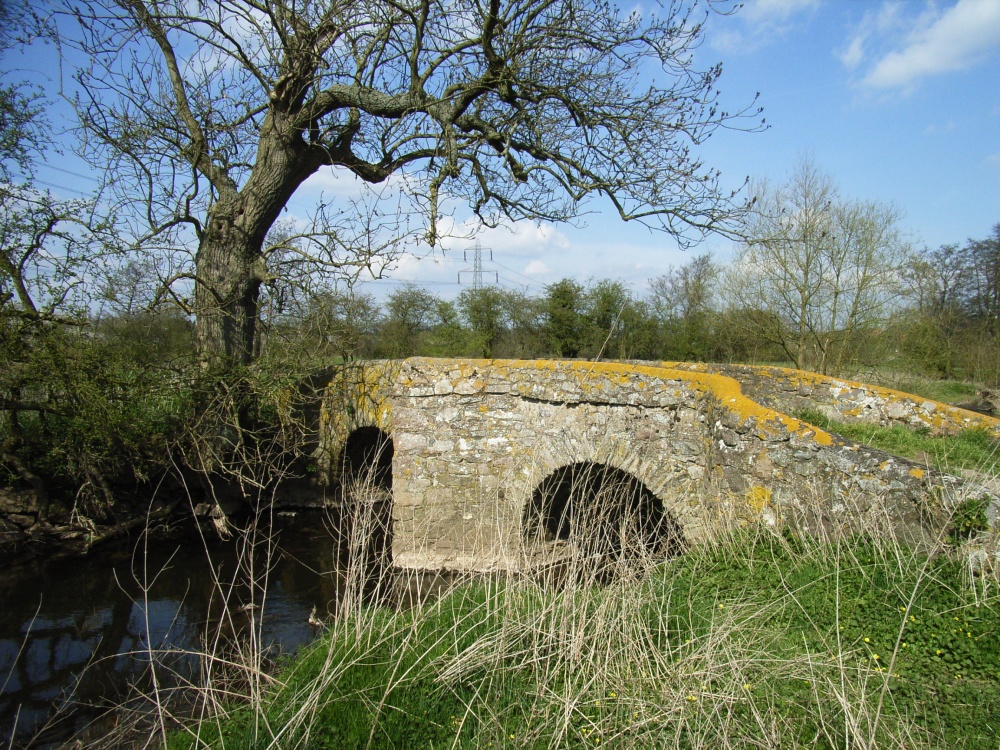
left=0, top=511, right=352, bottom=747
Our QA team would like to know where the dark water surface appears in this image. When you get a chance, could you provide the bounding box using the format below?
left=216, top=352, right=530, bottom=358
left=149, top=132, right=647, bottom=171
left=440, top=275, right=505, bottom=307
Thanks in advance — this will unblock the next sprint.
left=0, top=512, right=347, bottom=747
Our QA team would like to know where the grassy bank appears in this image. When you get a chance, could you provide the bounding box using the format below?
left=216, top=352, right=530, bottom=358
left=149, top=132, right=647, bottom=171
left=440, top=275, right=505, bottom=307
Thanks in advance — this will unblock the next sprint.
left=168, top=527, right=1000, bottom=750
left=797, top=409, right=1000, bottom=478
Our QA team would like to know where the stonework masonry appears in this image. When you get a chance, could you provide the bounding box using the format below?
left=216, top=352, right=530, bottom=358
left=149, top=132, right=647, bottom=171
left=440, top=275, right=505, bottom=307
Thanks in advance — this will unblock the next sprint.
left=318, top=358, right=1000, bottom=572
left=660, top=362, right=1000, bottom=437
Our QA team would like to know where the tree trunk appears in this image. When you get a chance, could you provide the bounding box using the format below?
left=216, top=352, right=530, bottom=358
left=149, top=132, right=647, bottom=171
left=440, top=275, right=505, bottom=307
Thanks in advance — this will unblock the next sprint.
left=193, top=216, right=262, bottom=368
left=192, top=117, right=322, bottom=367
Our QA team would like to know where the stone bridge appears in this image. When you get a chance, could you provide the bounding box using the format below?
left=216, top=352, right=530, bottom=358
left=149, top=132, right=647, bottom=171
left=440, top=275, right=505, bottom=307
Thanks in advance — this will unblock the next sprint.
left=318, top=358, right=1000, bottom=572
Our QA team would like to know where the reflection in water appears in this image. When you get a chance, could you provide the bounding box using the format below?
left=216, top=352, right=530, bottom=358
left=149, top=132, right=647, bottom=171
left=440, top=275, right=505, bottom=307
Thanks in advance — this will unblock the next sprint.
left=0, top=512, right=346, bottom=747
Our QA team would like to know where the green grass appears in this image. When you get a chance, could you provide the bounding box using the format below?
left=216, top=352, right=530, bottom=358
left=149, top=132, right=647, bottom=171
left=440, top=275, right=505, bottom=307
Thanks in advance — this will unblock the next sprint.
left=167, top=529, right=1000, bottom=750
left=797, top=409, right=999, bottom=478
left=889, top=378, right=981, bottom=406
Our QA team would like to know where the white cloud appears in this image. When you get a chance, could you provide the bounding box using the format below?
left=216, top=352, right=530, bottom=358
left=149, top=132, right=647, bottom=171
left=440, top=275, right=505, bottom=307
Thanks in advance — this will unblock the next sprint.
left=713, top=0, right=820, bottom=52
left=741, top=0, right=821, bottom=26
left=924, top=119, right=957, bottom=134
left=840, top=2, right=907, bottom=72
left=861, top=0, right=1000, bottom=90
left=524, top=260, right=551, bottom=275
left=839, top=34, right=866, bottom=69
left=434, top=218, right=571, bottom=256
left=300, top=168, right=418, bottom=201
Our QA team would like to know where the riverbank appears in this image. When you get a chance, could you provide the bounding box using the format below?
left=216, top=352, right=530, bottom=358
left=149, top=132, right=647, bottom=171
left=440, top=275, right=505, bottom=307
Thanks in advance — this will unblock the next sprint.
left=0, top=466, right=335, bottom=571
left=0, top=509, right=355, bottom=749
left=164, top=525, right=1000, bottom=750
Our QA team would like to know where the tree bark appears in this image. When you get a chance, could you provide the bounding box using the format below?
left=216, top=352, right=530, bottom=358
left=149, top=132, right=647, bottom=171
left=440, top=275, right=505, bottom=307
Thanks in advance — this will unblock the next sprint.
left=193, top=116, right=322, bottom=367
left=193, top=215, right=262, bottom=368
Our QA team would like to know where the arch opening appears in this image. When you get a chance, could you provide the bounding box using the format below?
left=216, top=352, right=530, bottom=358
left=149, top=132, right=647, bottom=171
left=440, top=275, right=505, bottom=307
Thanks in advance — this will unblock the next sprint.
left=335, top=427, right=394, bottom=598
left=339, top=426, right=393, bottom=493
left=523, top=462, right=683, bottom=575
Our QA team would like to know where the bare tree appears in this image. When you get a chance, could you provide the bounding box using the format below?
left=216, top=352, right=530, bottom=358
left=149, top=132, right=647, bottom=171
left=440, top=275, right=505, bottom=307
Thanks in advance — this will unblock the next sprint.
left=649, top=253, right=718, bottom=323
left=724, top=159, right=909, bottom=374
left=43, top=0, right=761, bottom=367
left=648, top=252, right=718, bottom=360
left=898, top=244, right=968, bottom=377
left=965, top=224, right=1000, bottom=336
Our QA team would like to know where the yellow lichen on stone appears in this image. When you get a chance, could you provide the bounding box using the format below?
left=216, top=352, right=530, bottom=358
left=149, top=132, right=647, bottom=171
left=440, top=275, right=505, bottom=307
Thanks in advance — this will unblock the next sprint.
left=430, top=357, right=840, bottom=449
left=909, top=468, right=925, bottom=479
left=746, top=486, right=772, bottom=513
left=323, top=361, right=398, bottom=461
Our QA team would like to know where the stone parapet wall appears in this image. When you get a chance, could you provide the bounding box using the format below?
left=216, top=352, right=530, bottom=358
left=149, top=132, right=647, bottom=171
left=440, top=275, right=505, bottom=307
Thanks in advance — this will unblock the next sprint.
left=661, top=362, right=1000, bottom=437
left=704, top=396, right=982, bottom=544
left=319, top=358, right=1000, bottom=571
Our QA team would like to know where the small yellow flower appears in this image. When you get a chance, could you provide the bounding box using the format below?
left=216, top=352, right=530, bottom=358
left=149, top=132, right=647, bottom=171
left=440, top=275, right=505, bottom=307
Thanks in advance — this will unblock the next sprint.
left=718, top=604, right=725, bottom=609
left=864, top=637, right=870, bottom=643
left=743, top=683, right=752, bottom=690
left=873, top=654, right=880, bottom=660
left=936, top=649, right=943, bottom=655
left=609, top=691, right=617, bottom=698
left=685, top=694, right=698, bottom=702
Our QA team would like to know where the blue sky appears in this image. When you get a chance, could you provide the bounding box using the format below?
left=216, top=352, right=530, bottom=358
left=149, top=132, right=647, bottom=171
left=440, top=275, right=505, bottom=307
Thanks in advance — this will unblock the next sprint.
left=18, top=0, right=1000, bottom=302
left=347, top=0, right=1000, bottom=299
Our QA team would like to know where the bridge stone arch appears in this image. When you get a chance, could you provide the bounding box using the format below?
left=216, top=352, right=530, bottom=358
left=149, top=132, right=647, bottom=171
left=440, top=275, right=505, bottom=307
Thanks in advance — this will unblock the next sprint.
left=319, top=362, right=398, bottom=489
left=338, top=427, right=393, bottom=489
left=523, top=461, right=684, bottom=569
left=318, top=363, right=400, bottom=587
left=334, top=426, right=394, bottom=592
left=509, top=410, right=708, bottom=556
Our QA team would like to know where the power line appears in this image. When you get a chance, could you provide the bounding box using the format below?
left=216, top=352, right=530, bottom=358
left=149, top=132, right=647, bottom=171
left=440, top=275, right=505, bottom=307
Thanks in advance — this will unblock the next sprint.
left=361, top=277, right=459, bottom=286
left=39, top=163, right=100, bottom=183
left=32, top=178, right=92, bottom=197
left=492, top=259, right=546, bottom=290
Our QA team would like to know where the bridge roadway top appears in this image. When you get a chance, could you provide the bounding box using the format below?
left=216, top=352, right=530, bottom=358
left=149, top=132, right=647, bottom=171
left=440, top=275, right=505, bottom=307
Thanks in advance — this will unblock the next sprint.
left=319, top=358, right=1000, bottom=572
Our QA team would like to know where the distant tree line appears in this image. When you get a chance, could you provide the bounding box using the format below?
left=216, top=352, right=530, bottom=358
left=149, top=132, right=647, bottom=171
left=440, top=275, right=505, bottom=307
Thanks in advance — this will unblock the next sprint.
left=256, top=223, right=1000, bottom=389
